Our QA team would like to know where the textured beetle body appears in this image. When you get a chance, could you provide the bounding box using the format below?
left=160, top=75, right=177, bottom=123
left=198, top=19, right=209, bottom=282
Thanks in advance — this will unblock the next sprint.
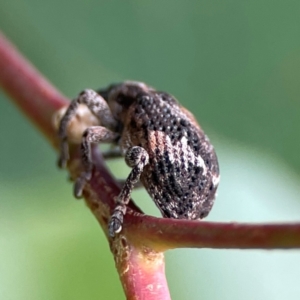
left=58, top=81, right=220, bottom=236
left=118, top=91, right=219, bottom=219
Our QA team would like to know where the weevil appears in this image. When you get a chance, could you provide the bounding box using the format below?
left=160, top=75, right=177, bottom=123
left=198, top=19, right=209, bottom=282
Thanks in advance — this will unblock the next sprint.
left=57, top=81, right=220, bottom=237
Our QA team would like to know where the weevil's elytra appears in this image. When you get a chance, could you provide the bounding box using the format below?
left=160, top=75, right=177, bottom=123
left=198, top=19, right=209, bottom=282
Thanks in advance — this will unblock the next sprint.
left=57, top=81, right=220, bottom=237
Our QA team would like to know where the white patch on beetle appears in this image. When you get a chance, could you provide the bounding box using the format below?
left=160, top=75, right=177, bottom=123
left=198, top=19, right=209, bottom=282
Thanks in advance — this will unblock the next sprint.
left=196, top=155, right=207, bottom=175
left=212, top=174, right=220, bottom=187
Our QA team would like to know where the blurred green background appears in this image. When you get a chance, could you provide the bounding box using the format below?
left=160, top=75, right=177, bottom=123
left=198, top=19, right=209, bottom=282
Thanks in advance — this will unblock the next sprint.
left=1, top=1, right=300, bottom=299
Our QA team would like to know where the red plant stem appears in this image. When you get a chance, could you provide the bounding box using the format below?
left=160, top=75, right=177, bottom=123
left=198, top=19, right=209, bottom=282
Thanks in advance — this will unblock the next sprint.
left=125, top=216, right=300, bottom=251
left=0, top=31, right=69, bottom=146
left=124, top=249, right=170, bottom=300
left=111, top=235, right=171, bottom=300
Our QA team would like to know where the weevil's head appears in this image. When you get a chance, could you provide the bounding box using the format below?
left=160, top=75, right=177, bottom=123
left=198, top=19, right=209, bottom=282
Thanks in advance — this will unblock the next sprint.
left=98, top=81, right=154, bottom=123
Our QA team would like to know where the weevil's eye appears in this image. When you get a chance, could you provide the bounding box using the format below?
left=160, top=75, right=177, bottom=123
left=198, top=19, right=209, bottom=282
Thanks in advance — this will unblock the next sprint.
left=116, top=95, right=136, bottom=107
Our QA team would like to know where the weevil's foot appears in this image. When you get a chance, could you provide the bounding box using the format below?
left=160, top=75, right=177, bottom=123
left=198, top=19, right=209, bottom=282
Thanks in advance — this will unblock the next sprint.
left=108, top=216, right=123, bottom=238
left=108, top=205, right=126, bottom=237
left=58, top=141, right=70, bottom=169
left=57, top=155, right=68, bottom=169
left=73, top=171, right=92, bottom=198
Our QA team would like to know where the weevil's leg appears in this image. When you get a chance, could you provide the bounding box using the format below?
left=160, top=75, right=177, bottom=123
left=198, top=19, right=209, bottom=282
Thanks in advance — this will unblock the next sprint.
left=74, top=126, right=119, bottom=198
left=108, top=146, right=149, bottom=237
left=58, top=89, right=118, bottom=168
left=116, top=179, right=143, bottom=189
left=58, top=101, right=79, bottom=168
left=103, top=147, right=143, bottom=187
